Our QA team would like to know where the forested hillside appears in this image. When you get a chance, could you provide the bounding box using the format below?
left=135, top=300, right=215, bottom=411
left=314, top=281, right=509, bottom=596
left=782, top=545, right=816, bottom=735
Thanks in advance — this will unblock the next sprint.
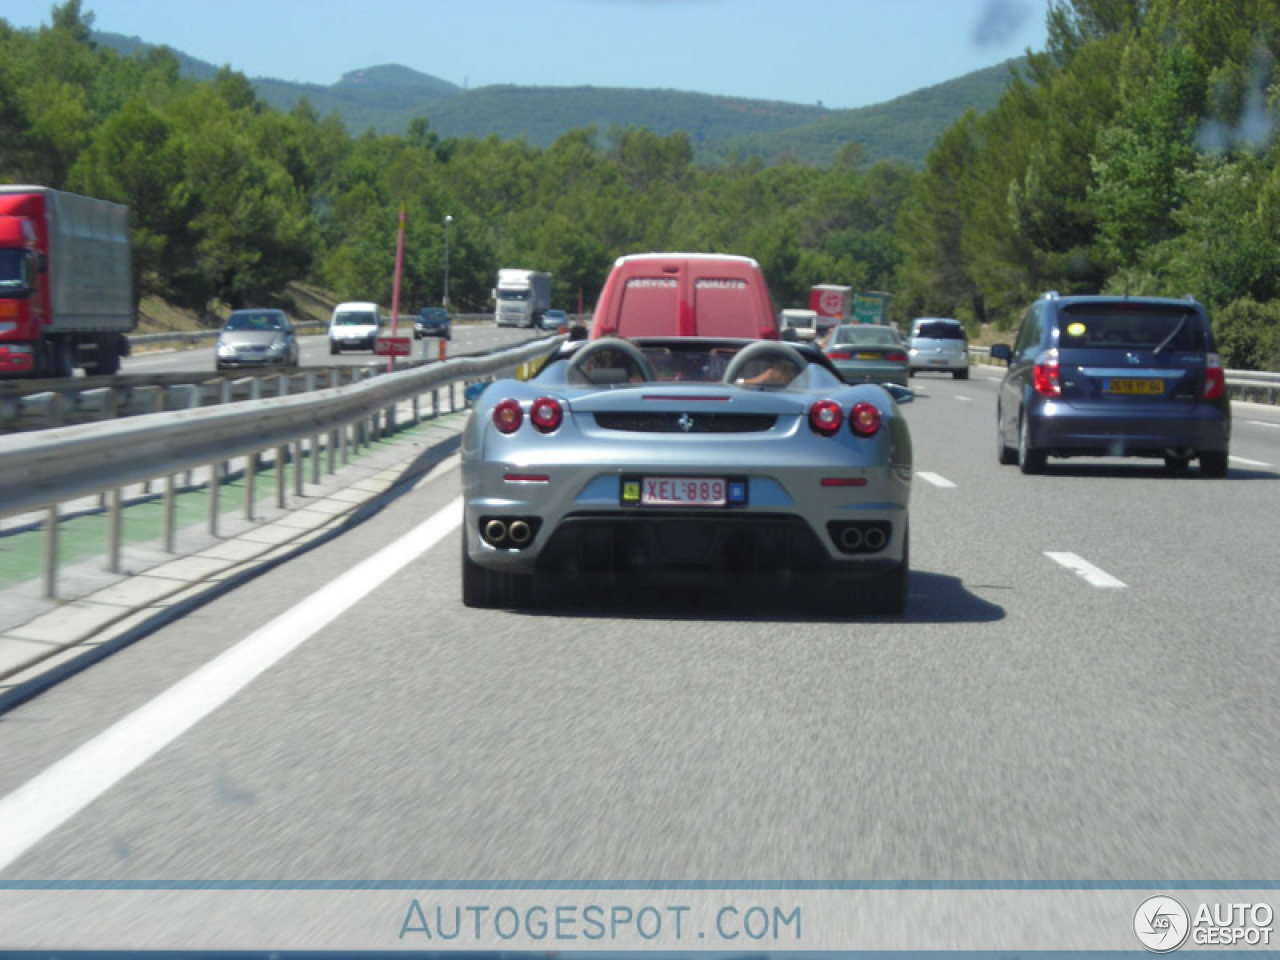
left=2, top=0, right=1277, bottom=370
left=90, top=30, right=1017, bottom=169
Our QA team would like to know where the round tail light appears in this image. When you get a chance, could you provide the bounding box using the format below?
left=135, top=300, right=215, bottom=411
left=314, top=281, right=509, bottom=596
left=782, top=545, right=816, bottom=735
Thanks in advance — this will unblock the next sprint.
left=492, top=399, right=523, bottom=434
left=530, top=396, right=563, bottom=433
left=849, top=402, right=882, bottom=437
left=809, top=399, right=843, bottom=436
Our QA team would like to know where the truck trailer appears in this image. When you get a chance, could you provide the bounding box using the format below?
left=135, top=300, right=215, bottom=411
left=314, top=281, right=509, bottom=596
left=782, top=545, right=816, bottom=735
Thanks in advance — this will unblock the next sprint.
left=0, top=186, right=133, bottom=377
left=809, top=284, right=852, bottom=337
left=494, top=269, right=551, bottom=328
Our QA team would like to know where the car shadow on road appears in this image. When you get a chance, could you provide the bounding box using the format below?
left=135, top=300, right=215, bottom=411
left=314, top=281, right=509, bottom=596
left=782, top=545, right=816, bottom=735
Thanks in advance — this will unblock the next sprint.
left=526, top=569, right=1004, bottom=625
left=1026, top=462, right=1276, bottom=481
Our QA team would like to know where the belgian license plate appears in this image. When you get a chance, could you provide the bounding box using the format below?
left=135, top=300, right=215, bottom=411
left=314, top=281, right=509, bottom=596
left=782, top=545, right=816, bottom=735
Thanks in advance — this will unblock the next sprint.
left=856, top=352, right=880, bottom=360
left=639, top=476, right=726, bottom=507
left=1107, top=378, right=1163, bottom=395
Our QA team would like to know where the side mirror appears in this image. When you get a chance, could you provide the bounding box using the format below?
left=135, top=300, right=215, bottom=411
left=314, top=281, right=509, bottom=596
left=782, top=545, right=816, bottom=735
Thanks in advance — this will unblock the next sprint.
left=884, top=383, right=914, bottom=405
left=989, top=343, right=1012, bottom=365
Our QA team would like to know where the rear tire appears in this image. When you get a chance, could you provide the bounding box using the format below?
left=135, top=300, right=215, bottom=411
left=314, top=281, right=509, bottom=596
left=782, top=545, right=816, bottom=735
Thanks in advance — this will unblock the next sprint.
left=329, top=342, right=339, bottom=356
left=461, top=536, right=533, bottom=609
left=1018, top=416, right=1046, bottom=474
left=997, top=410, right=1018, bottom=465
left=954, top=367, right=969, bottom=380
left=1199, top=450, right=1229, bottom=478
left=1163, top=453, right=1191, bottom=472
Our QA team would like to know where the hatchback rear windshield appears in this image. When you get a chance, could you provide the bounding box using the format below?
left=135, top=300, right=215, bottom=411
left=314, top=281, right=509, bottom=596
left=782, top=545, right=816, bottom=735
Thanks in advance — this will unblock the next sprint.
left=914, top=322, right=965, bottom=340
left=1058, top=305, right=1207, bottom=351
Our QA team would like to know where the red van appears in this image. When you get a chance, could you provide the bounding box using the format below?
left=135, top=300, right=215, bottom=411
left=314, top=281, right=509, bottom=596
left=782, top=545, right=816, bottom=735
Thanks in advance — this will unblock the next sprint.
left=589, top=253, right=778, bottom=340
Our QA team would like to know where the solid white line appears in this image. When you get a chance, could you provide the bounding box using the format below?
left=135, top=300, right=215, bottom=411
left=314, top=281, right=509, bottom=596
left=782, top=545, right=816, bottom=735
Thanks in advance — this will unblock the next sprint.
left=1245, top=420, right=1280, bottom=428
left=1230, top=455, right=1273, bottom=467
left=1045, top=552, right=1127, bottom=589
left=953, top=395, right=973, bottom=402
left=917, top=472, right=957, bottom=489
left=0, top=497, right=463, bottom=873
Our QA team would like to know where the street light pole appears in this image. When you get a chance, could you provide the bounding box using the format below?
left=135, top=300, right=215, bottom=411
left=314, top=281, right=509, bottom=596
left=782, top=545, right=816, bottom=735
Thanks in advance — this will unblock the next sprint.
left=442, top=214, right=453, bottom=309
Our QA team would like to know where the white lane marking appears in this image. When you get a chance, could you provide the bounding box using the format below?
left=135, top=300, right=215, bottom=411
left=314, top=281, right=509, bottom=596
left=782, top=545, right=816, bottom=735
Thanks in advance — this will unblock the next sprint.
left=1045, top=552, right=1127, bottom=589
left=917, top=472, right=957, bottom=488
left=1230, top=455, right=1273, bottom=467
left=0, top=497, right=463, bottom=872
left=1246, top=420, right=1280, bottom=428
left=954, top=395, right=973, bottom=402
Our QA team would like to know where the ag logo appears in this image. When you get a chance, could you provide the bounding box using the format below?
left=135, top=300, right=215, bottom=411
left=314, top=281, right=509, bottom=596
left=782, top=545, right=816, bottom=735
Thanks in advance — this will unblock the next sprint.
left=1134, top=896, right=1190, bottom=952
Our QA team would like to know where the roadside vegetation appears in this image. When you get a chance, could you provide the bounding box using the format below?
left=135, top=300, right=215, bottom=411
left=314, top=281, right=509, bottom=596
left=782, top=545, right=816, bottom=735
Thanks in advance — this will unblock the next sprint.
left=1, top=0, right=1277, bottom=369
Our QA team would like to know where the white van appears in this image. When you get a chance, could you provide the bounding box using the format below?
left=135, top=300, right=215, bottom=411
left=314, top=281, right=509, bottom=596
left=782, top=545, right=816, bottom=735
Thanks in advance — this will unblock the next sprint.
left=329, top=302, right=382, bottom=354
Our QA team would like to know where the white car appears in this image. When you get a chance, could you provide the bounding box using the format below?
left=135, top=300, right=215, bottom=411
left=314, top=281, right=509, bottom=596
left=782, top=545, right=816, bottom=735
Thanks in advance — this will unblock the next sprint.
left=329, top=301, right=382, bottom=354
left=908, top=317, right=969, bottom=379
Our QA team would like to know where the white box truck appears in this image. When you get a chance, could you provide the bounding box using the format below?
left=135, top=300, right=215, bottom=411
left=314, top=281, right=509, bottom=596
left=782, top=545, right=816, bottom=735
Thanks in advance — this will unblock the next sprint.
left=494, top=269, right=551, bottom=328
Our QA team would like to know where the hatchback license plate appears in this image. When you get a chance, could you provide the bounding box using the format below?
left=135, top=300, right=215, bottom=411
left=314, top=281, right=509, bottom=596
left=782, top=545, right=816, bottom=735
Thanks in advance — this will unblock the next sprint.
left=639, top=476, right=726, bottom=507
left=1106, top=378, right=1163, bottom=395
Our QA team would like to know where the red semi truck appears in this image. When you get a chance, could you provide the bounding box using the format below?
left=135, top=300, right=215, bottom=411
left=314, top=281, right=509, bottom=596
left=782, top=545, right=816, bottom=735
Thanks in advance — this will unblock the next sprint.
left=0, top=185, right=133, bottom=377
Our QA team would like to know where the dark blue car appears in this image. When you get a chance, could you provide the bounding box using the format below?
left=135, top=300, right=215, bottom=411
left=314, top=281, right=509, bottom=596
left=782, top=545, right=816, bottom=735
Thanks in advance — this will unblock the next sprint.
left=991, top=293, right=1231, bottom=476
left=414, top=306, right=451, bottom=340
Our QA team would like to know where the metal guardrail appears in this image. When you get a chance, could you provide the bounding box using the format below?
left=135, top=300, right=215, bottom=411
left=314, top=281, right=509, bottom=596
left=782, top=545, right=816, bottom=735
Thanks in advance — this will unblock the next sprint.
left=127, top=314, right=502, bottom=350
left=967, top=346, right=1280, bottom=404
left=0, top=338, right=558, bottom=598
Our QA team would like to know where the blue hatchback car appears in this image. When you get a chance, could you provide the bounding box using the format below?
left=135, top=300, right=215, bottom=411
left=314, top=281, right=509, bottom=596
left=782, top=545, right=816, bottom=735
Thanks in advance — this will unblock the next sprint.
left=991, top=293, right=1231, bottom=476
left=414, top=307, right=451, bottom=340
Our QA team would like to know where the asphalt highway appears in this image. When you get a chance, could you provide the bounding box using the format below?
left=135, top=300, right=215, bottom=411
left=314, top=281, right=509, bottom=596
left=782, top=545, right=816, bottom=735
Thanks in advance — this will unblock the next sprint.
left=0, top=363, right=1277, bottom=885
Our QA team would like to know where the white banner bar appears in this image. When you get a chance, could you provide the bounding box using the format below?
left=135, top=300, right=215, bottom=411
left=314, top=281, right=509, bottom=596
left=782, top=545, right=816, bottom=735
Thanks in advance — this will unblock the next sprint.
left=0, top=888, right=1275, bottom=952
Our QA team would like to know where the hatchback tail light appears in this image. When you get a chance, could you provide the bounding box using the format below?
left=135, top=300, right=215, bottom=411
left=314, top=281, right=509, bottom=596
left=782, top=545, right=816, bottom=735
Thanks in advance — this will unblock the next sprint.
left=1033, top=348, right=1061, bottom=397
left=849, top=402, right=882, bottom=438
left=1204, top=353, right=1225, bottom=399
left=529, top=396, right=564, bottom=433
left=809, top=399, right=843, bottom=436
left=492, top=399, right=523, bottom=434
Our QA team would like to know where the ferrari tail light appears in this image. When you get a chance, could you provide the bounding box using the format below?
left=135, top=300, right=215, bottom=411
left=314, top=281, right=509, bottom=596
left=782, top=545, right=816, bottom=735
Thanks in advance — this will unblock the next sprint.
left=492, top=399, right=523, bottom=434
left=827, top=351, right=852, bottom=360
left=1204, top=352, right=1225, bottom=399
left=849, top=401, right=882, bottom=437
left=530, top=396, right=564, bottom=432
left=809, top=399, right=843, bottom=436
left=1033, top=348, right=1061, bottom=397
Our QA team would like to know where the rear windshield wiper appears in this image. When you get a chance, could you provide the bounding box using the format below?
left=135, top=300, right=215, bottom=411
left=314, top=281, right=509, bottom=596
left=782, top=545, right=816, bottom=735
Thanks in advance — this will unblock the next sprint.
left=1153, top=312, right=1190, bottom=356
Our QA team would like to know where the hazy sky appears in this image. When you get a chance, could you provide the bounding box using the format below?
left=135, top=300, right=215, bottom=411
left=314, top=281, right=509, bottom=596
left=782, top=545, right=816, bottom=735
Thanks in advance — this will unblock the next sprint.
left=3, top=0, right=1050, bottom=110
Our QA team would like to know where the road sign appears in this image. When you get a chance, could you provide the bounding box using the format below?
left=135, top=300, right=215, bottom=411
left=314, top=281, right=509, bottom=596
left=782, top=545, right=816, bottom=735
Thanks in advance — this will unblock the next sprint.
left=375, top=336, right=411, bottom=356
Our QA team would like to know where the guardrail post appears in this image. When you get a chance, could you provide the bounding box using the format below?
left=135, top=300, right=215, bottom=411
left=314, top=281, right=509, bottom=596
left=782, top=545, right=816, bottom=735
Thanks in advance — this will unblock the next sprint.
left=312, top=434, right=322, bottom=485
left=412, top=393, right=420, bottom=423
left=276, top=445, right=287, bottom=508
left=108, top=487, right=123, bottom=574
left=277, top=374, right=288, bottom=397
left=328, top=429, right=338, bottom=474
left=164, top=475, right=176, bottom=553
left=432, top=388, right=439, bottom=419
left=293, top=440, right=304, bottom=497
left=44, top=504, right=59, bottom=599
left=251, top=378, right=262, bottom=401
left=207, top=461, right=219, bottom=537
left=245, top=453, right=256, bottom=521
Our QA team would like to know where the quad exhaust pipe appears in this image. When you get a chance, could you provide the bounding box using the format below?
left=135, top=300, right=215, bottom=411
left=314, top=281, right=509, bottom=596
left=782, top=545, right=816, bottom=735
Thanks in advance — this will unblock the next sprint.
left=829, top=521, right=891, bottom=555
left=480, top=516, right=539, bottom=550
